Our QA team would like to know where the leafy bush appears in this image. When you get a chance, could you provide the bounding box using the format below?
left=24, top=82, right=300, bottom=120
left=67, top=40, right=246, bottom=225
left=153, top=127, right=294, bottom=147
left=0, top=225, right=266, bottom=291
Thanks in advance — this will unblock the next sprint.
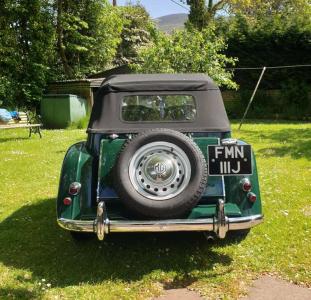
left=132, top=27, right=238, bottom=90
left=224, top=81, right=311, bottom=120
left=217, top=11, right=311, bottom=90
left=114, top=5, right=156, bottom=66
left=0, top=0, right=55, bottom=110
left=68, top=114, right=90, bottom=130
left=0, top=76, right=13, bottom=109
left=280, top=80, right=311, bottom=120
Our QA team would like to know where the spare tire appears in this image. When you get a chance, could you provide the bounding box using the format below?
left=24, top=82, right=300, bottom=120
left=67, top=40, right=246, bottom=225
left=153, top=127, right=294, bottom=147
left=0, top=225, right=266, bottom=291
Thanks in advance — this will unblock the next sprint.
left=114, top=129, right=207, bottom=219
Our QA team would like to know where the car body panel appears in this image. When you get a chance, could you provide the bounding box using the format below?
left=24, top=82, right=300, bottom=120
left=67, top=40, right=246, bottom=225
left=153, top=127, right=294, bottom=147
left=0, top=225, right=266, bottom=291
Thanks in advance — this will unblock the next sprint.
left=57, top=137, right=262, bottom=220
left=57, top=142, right=95, bottom=220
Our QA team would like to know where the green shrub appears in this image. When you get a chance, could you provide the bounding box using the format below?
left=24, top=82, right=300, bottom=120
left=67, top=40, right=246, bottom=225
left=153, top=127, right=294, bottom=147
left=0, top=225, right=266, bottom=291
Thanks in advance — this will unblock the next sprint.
left=224, top=84, right=311, bottom=120
left=68, top=114, right=90, bottom=130
left=280, top=80, right=311, bottom=120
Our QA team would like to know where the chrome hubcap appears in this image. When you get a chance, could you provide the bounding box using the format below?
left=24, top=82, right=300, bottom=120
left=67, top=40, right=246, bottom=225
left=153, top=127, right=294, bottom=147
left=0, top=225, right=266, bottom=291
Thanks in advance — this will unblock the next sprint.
left=129, top=142, right=191, bottom=200
left=144, top=154, right=174, bottom=182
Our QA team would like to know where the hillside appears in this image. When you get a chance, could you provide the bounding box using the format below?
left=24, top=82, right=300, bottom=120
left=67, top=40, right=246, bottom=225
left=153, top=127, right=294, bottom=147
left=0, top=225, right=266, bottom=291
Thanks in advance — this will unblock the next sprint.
left=155, top=13, right=188, bottom=33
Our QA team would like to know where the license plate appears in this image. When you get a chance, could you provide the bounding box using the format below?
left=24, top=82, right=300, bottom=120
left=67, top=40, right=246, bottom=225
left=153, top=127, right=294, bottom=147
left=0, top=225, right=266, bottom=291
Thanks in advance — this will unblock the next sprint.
left=208, top=145, right=252, bottom=176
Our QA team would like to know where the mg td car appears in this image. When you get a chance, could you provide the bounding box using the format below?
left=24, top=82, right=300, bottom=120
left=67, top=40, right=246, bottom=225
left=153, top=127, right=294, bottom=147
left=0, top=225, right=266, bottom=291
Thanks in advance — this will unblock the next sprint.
left=57, top=74, right=263, bottom=241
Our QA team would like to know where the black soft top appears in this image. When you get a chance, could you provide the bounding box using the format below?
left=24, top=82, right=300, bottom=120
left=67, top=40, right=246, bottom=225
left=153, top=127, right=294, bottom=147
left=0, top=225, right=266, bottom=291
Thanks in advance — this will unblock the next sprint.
left=99, top=74, right=218, bottom=92
left=87, top=74, right=230, bottom=134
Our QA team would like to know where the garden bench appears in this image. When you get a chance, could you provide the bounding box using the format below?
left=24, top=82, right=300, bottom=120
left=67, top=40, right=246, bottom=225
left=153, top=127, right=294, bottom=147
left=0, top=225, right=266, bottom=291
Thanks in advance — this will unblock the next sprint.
left=0, top=112, right=42, bottom=138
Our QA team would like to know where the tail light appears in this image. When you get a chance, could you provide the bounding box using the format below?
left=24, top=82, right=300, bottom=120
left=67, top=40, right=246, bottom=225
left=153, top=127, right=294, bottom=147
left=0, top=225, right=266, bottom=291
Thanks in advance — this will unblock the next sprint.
left=240, top=178, right=252, bottom=192
left=63, top=197, right=72, bottom=206
left=247, top=192, right=257, bottom=203
left=69, top=182, right=81, bottom=195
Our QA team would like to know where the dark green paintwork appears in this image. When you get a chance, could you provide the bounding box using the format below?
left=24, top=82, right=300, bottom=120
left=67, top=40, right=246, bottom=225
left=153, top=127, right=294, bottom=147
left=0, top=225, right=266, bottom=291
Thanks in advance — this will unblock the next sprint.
left=188, top=203, right=242, bottom=219
left=57, top=142, right=94, bottom=220
left=99, top=139, right=126, bottom=189
left=57, top=135, right=262, bottom=221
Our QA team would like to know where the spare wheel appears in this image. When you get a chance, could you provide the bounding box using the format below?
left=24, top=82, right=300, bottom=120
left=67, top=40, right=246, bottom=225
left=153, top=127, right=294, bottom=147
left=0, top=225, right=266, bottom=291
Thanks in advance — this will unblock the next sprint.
left=114, top=129, right=207, bottom=219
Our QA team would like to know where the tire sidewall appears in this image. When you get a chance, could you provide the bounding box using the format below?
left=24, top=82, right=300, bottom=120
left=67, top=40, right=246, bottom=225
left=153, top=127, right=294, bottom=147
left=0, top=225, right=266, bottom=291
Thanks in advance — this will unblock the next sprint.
left=115, top=129, right=207, bottom=218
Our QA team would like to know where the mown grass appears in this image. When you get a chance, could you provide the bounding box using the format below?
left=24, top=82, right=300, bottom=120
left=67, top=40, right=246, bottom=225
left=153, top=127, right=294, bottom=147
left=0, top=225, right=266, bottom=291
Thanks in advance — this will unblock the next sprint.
left=0, top=122, right=310, bottom=299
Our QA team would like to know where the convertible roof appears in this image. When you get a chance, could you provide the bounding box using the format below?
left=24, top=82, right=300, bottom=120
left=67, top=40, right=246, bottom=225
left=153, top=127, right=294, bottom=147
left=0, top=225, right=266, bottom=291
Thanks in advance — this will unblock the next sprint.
left=100, top=74, right=218, bottom=92
left=88, top=74, right=230, bottom=134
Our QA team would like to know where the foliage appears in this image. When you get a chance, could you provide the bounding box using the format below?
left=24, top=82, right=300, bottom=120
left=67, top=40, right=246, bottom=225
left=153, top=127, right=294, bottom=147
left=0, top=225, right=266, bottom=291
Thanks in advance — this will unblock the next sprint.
left=215, top=0, right=311, bottom=90
left=85, top=6, right=123, bottom=75
left=182, top=0, right=311, bottom=35
left=55, top=0, right=124, bottom=79
left=132, top=27, right=237, bottom=89
left=2, top=0, right=310, bottom=113
left=280, top=80, right=311, bottom=120
left=180, top=0, right=228, bottom=29
left=0, top=77, right=13, bottom=108
left=185, top=0, right=209, bottom=30
left=68, top=114, right=90, bottom=129
left=114, top=5, right=156, bottom=66
left=0, top=0, right=55, bottom=109
left=0, top=1, right=161, bottom=109
left=224, top=81, right=311, bottom=120
left=228, top=0, right=311, bottom=18
left=0, top=123, right=311, bottom=299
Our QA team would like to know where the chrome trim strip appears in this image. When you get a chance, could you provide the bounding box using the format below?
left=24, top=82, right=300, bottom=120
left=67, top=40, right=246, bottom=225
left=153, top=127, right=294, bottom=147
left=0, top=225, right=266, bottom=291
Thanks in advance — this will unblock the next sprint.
left=228, top=214, right=263, bottom=230
left=108, top=218, right=215, bottom=232
left=57, top=214, right=263, bottom=235
left=221, top=138, right=238, bottom=145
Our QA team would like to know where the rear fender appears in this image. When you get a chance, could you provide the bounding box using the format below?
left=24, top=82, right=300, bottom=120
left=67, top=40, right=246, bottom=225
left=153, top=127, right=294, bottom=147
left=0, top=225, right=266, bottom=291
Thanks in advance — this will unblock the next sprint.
left=57, top=142, right=95, bottom=220
left=224, top=142, right=262, bottom=216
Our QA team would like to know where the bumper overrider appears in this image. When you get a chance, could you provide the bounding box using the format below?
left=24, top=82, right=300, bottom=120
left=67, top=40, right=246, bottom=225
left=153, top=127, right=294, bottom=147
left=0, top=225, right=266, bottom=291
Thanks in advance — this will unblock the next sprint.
left=57, top=199, right=263, bottom=240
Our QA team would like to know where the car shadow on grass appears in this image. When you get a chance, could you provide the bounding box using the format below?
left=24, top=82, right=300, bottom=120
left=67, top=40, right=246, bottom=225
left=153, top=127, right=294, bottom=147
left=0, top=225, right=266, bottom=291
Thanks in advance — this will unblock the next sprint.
left=0, top=199, right=233, bottom=289
left=237, top=128, right=311, bottom=160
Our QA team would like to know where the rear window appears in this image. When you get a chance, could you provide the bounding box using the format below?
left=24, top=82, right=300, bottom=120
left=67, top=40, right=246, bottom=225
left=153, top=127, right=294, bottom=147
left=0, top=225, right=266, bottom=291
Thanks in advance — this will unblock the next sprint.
left=122, top=95, right=196, bottom=122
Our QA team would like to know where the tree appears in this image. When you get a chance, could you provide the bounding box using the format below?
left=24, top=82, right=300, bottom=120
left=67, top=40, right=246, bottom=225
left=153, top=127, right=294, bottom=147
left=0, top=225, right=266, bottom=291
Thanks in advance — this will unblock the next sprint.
left=0, top=0, right=126, bottom=108
left=182, top=0, right=311, bottom=29
left=132, top=27, right=237, bottom=89
left=0, top=0, right=55, bottom=108
left=55, top=0, right=123, bottom=79
left=84, top=5, right=124, bottom=75
left=180, top=0, right=227, bottom=29
left=186, top=0, right=208, bottom=30
left=56, top=0, right=74, bottom=78
left=228, top=0, right=311, bottom=19
left=114, top=5, right=156, bottom=66
left=216, top=0, right=311, bottom=89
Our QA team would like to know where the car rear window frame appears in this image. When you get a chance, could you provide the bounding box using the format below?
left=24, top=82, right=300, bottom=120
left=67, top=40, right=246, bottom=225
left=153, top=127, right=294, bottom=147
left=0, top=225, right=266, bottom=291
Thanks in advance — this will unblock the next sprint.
left=120, top=93, right=197, bottom=124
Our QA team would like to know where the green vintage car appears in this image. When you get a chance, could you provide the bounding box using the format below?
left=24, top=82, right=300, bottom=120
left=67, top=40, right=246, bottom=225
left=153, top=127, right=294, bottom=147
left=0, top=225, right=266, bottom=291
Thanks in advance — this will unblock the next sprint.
left=57, top=74, right=263, bottom=241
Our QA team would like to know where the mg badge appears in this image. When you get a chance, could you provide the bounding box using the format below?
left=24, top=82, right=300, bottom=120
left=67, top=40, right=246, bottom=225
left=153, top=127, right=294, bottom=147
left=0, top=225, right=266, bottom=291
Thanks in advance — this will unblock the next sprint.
left=154, top=162, right=166, bottom=175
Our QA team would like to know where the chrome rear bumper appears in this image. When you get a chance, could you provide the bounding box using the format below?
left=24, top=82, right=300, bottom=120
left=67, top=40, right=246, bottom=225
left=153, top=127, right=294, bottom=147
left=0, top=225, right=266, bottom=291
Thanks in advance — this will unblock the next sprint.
left=57, top=200, right=263, bottom=240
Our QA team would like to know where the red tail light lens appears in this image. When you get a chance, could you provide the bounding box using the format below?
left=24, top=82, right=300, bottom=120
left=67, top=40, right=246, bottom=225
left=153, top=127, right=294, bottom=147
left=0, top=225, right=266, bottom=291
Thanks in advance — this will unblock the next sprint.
left=247, top=192, right=257, bottom=203
left=69, top=182, right=81, bottom=195
left=63, top=197, right=72, bottom=206
left=240, top=178, right=252, bottom=192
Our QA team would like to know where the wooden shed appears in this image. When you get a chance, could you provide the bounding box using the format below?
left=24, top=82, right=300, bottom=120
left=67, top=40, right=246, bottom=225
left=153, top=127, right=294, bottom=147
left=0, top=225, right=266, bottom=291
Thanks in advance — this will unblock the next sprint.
left=46, top=66, right=132, bottom=108
left=46, top=78, right=103, bottom=108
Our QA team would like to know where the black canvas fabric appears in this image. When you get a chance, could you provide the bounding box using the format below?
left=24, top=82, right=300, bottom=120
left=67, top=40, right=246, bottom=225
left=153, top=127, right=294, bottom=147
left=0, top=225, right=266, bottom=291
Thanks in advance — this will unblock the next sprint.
left=87, top=74, right=230, bottom=133
left=98, top=74, right=218, bottom=92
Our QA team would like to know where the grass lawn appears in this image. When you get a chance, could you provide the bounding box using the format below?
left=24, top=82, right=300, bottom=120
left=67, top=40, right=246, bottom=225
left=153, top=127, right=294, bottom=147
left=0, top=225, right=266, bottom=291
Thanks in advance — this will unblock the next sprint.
left=0, top=122, right=310, bottom=299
